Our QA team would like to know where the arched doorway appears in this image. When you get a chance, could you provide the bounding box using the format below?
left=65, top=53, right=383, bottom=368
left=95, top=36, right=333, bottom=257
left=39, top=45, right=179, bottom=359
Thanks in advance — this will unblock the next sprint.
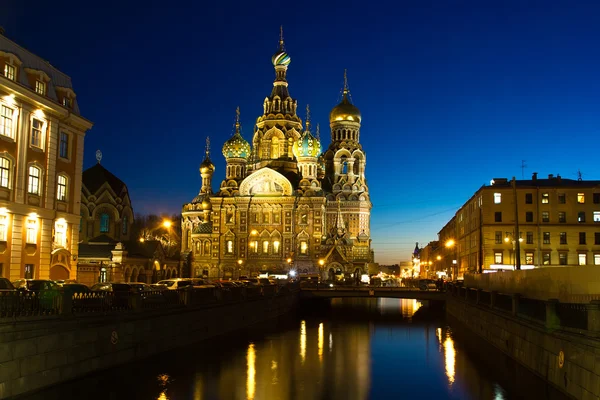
left=328, top=268, right=335, bottom=281
left=49, top=265, right=69, bottom=280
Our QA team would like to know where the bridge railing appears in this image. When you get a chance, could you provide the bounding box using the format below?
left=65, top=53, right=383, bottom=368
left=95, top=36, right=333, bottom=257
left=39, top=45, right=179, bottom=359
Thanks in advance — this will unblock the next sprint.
left=0, top=282, right=299, bottom=319
left=448, top=283, right=600, bottom=336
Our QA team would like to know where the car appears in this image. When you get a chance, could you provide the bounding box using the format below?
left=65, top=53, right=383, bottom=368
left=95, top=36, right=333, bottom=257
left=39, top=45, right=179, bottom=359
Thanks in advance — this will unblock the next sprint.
left=128, top=282, right=152, bottom=292
left=90, top=282, right=133, bottom=293
left=157, top=278, right=194, bottom=290
left=13, top=279, right=59, bottom=292
left=61, top=283, right=90, bottom=295
left=53, top=279, right=78, bottom=287
left=190, top=279, right=216, bottom=289
left=0, top=278, right=15, bottom=292
left=12, top=279, right=61, bottom=310
left=419, top=279, right=437, bottom=291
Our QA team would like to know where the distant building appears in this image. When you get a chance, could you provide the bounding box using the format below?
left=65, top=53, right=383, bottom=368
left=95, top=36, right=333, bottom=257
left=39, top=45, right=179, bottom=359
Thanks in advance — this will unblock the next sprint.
left=181, top=33, right=373, bottom=280
left=437, top=173, right=600, bottom=278
left=0, top=31, right=93, bottom=281
left=77, top=160, right=178, bottom=286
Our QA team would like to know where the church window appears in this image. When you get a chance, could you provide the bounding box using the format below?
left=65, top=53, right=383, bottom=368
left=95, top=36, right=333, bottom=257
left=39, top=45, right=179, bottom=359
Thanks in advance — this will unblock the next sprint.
left=300, top=240, right=308, bottom=255
left=271, top=137, right=279, bottom=158
left=227, top=212, right=234, bottom=224
left=253, top=213, right=259, bottom=223
left=226, top=240, right=234, bottom=254
left=195, top=242, right=201, bottom=253
left=250, top=240, right=258, bottom=253
left=273, top=240, right=280, bottom=254
left=262, top=240, right=269, bottom=254
left=263, top=211, right=269, bottom=224
left=299, top=212, right=308, bottom=225
left=204, top=241, right=210, bottom=255
left=100, top=213, right=109, bottom=233
left=273, top=212, right=280, bottom=223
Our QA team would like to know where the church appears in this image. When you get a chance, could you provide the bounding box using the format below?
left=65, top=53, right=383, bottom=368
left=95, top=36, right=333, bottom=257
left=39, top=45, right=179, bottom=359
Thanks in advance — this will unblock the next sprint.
left=181, top=33, right=373, bottom=280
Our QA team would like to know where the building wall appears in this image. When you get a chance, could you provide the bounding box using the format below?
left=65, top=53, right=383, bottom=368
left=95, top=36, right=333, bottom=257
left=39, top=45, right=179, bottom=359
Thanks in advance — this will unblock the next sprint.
left=0, top=34, right=92, bottom=281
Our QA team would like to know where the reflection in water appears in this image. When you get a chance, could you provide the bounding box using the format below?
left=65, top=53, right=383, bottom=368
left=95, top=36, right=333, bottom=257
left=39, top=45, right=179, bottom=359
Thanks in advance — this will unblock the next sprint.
left=156, top=374, right=170, bottom=400
left=329, top=332, right=333, bottom=352
left=300, top=320, right=306, bottom=364
left=318, top=322, right=324, bottom=361
left=246, top=343, right=256, bottom=400
left=444, top=332, right=456, bottom=385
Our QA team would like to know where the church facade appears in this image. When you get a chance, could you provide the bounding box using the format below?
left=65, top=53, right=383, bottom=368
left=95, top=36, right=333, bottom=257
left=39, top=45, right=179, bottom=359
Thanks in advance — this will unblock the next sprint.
left=181, top=35, right=373, bottom=280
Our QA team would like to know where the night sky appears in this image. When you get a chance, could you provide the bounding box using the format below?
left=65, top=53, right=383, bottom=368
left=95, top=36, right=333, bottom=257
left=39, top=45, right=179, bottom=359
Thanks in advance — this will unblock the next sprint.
left=3, top=0, right=600, bottom=264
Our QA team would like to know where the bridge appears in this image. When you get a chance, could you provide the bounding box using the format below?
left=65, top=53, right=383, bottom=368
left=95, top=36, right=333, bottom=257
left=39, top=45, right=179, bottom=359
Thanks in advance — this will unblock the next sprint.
left=300, top=286, right=446, bottom=301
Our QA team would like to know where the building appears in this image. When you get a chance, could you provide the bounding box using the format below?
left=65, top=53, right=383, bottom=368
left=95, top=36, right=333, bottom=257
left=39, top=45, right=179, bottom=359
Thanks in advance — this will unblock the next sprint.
left=77, top=157, right=179, bottom=286
left=0, top=31, right=93, bottom=281
left=437, top=173, right=600, bottom=278
left=181, top=34, right=373, bottom=280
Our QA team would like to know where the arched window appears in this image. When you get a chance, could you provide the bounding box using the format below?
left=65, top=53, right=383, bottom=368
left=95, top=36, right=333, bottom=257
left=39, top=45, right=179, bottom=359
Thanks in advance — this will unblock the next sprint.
left=271, top=137, right=279, bottom=159
left=226, top=240, right=234, bottom=254
left=204, top=241, right=210, bottom=255
left=100, top=213, right=109, bottom=233
left=56, top=174, right=67, bottom=201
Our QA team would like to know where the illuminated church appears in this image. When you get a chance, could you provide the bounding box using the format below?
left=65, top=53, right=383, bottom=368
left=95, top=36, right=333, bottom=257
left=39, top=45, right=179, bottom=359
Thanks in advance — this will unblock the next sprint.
left=181, top=33, right=373, bottom=280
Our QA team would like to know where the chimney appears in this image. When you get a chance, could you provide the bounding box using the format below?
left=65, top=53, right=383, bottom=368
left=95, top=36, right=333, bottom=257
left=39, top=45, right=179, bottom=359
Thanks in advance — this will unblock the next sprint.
left=548, top=174, right=554, bottom=179
left=557, top=174, right=561, bottom=182
left=532, top=172, right=538, bottom=181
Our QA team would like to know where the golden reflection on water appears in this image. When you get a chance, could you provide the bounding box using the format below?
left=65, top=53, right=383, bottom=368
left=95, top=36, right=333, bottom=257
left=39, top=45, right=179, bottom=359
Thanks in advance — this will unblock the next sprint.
left=318, top=323, right=324, bottom=362
left=156, top=374, right=170, bottom=400
left=247, top=343, right=256, bottom=400
left=443, top=332, right=456, bottom=385
left=329, top=332, right=333, bottom=352
left=300, top=320, right=306, bottom=364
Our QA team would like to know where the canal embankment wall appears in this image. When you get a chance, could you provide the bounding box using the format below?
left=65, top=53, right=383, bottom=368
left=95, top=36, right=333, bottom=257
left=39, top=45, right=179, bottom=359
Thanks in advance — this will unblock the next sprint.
left=0, top=287, right=298, bottom=399
left=447, top=268, right=600, bottom=400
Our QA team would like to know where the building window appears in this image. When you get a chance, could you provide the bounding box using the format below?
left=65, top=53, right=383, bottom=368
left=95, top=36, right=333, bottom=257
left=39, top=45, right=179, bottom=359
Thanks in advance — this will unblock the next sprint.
left=543, top=232, right=550, bottom=244
left=558, top=193, right=566, bottom=204
left=559, top=253, right=568, bottom=265
left=262, top=212, right=269, bottom=224
left=273, top=212, right=280, bottom=224
left=300, top=240, right=308, bottom=255
left=56, top=175, right=67, bottom=201
left=100, top=213, right=109, bottom=233
left=250, top=240, right=258, bottom=253
left=24, top=264, right=34, bottom=279
left=35, top=80, right=45, bottom=95
left=100, top=267, right=107, bottom=283
left=0, top=215, right=7, bottom=241
left=4, top=64, right=15, bottom=81
left=0, top=105, right=14, bottom=138
left=543, top=252, right=551, bottom=265
left=122, top=216, right=128, bottom=235
left=54, top=220, right=66, bottom=248
left=28, top=166, right=40, bottom=195
left=526, top=231, right=533, bottom=244
left=525, top=252, right=534, bottom=265
left=541, top=193, right=549, bottom=204
left=594, top=212, right=600, bottom=222
left=495, top=231, right=502, bottom=244
left=273, top=240, right=280, bottom=254
left=525, top=193, right=532, bottom=204
left=594, top=193, right=600, bottom=204
left=578, top=193, right=585, bottom=204
left=204, top=241, right=210, bottom=255
left=299, top=211, right=308, bottom=225
left=595, top=254, right=600, bottom=265
left=226, top=240, right=234, bottom=254
left=226, top=212, right=234, bottom=224
left=526, top=212, right=533, bottom=223
left=0, top=157, right=9, bottom=188
left=596, top=232, right=600, bottom=245
left=579, top=232, right=586, bottom=245
left=62, top=97, right=71, bottom=108
left=262, top=240, right=269, bottom=254
left=542, top=212, right=549, bottom=223
left=31, top=118, right=43, bottom=148
left=559, top=212, right=566, bottom=223
left=560, top=232, right=567, bottom=245
left=494, top=212, right=502, bottom=222
left=494, top=193, right=501, bottom=204
left=578, top=212, right=586, bottom=223
left=26, top=218, right=37, bottom=244
left=59, top=132, right=69, bottom=158
left=494, top=252, right=503, bottom=264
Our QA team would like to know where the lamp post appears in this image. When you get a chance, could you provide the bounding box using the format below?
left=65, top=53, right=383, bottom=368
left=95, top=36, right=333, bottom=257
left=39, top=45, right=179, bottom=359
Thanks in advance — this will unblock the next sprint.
left=445, top=239, right=457, bottom=280
left=237, top=259, right=243, bottom=279
left=319, top=258, right=325, bottom=280
left=504, top=232, right=523, bottom=270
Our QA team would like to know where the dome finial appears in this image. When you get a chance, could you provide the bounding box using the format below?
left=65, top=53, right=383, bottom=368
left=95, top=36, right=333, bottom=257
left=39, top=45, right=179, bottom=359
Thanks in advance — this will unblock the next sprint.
left=316, top=123, right=320, bottom=140
left=343, top=69, right=349, bottom=96
left=279, top=25, right=285, bottom=51
left=235, top=106, right=241, bottom=134
left=305, top=104, right=311, bottom=132
left=205, top=137, right=211, bottom=158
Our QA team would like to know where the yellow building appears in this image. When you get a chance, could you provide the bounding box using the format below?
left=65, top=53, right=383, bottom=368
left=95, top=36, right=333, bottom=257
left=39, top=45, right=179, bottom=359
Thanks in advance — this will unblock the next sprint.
left=181, top=33, right=373, bottom=280
left=0, top=32, right=93, bottom=281
left=437, top=173, right=600, bottom=278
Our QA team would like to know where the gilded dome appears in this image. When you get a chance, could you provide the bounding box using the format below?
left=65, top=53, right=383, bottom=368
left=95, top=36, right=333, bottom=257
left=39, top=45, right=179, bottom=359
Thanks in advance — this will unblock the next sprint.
left=329, top=94, right=361, bottom=123
left=293, top=129, right=321, bottom=158
left=222, top=132, right=250, bottom=159
left=272, top=50, right=291, bottom=67
left=200, top=156, right=215, bottom=174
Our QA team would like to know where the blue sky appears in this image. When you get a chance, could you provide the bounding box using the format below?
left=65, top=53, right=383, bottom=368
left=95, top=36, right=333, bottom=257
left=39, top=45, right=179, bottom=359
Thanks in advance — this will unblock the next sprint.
left=3, top=0, right=600, bottom=264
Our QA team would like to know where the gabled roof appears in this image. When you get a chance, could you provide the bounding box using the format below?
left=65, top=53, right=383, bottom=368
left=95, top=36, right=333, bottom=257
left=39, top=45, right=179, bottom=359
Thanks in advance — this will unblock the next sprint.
left=83, top=164, right=127, bottom=195
left=78, top=243, right=114, bottom=260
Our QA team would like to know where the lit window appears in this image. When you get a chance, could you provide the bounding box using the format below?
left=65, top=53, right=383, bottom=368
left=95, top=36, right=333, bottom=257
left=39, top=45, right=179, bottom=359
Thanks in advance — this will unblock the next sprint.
left=595, top=254, right=600, bottom=265
left=578, top=212, right=586, bottom=223
left=62, top=97, right=71, bottom=108
left=494, top=193, right=501, bottom=204
left=28, top=166, right=40, bottom=195
left=4, top=64, right=15, bottom=81
left=26, top=218, right=37, bottom=244
left=226, top=240, right=234, bottom=254
left=35, top=80, right=45, bottom=95
left=262, top=240, right=269, bottom=253
left=250, top=240, right=258, bottom=253
left=494, top=252, right=503, bottom=264
left=578, top=193, right=585, bottom=204
left=59, top=132, right=69, bottom=158
left=54, top=220, right=66, bottom=248
left=0, top=215, right=7, bottom=241
left=541, top=193, right=549, bottom=204
left=300, top=241, right=308, bottom=255
left=273, top=240, right=280, bottom=254
left=543, top=252, right=551, bottom=265
left=542, top=212, right=549, bottom=223
left=559, top=212, right=566, bottom=223
left=560, top=232, right=567, bottom=244
left=0, top=157, right=9, bottom=188
left=525, top=252, right=534, bottom=265
left=543, top=232, right=550, bottom=244
left=594, top=211, right=600, bottom=222
left=559, top=253, right=567, bottom=265
left=100, top=213, right=109, bottom=233
left=0, top=106, right=14, bottom=138
left=30, top=118, right=43, bottom=148
left=57, top=175, right=67, bottom=201
left=24, top=264, right=34, bottom=279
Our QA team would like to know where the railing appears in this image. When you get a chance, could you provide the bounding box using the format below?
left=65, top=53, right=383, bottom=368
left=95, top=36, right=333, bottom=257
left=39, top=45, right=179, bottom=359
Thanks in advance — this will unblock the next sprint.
left=448, top=282, right=600, bottom=335
left=0, top=282, right=299, bottom=319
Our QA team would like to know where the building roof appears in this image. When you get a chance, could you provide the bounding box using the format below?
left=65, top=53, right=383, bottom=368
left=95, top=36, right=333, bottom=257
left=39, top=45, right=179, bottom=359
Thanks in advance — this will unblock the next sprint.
left=78, top=243, right=114, bottom=260
left=83, top=164, right=127, bottom=195
left=488, top=177, right=600, bottom=189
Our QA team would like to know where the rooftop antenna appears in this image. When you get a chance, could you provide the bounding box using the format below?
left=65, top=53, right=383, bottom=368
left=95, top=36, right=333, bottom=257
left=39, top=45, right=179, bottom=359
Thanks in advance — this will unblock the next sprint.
left=578, top=169, right=583, bottom=181
left=521, top=160, right=527, bottom=179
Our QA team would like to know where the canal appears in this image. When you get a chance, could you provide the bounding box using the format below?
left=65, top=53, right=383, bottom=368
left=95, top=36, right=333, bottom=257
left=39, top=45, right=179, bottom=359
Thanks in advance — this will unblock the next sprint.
left=21, top=298, right=569, bottom=400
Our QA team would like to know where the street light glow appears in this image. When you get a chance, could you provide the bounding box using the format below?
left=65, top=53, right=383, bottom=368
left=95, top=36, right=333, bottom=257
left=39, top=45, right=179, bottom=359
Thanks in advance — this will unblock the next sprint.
left=445, top=239, right=455, bottom=248
left=163, top=220, right=172, bottom=229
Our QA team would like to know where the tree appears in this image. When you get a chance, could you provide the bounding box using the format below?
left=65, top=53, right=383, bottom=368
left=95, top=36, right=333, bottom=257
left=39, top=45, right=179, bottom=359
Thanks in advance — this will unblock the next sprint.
left=132, top=213, right=182, bottom=258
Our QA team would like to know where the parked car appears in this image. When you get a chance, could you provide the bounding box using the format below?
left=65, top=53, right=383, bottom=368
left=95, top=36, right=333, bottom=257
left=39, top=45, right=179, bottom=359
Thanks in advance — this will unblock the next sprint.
left=90, top=282, right=133, bottom=293
left=419, top=279, right=437, bottom=291
left=190, top=279, right=216, bottom=289
left=61, top=283, right=90, bottom=296
left=53, top=279, right=78, bottom=287
left=147, top=283, right=168, bottom=291
left=0, top=278, right=16, bottom=292
left=157, top=278, right=194, bottom=290
left=12, top=279, right=61, bottom=310
left=128, top=282, right=152, bottom=292
left=13, top=279, right=59, bottom=292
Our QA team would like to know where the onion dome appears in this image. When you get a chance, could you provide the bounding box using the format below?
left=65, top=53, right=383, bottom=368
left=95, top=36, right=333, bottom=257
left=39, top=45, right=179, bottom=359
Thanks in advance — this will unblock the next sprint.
left=293, top=109, right=321, bottom=158
left=222, top=108, right=250, bottom=159
left=272, top=26, right=291, bottom=67
left=330, top=70, right=361, bottom=123
left=200, top=138, right=215, bottom=174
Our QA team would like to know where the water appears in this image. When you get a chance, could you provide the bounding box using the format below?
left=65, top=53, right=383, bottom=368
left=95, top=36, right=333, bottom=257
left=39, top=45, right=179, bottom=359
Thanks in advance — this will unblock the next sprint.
left=23, top=298, right=568, bottom=400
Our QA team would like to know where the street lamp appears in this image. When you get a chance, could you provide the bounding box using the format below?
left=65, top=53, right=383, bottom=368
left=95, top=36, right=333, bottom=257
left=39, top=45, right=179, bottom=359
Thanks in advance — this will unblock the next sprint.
left=445, top=239, right=457, bottom=280
left=504, top=232, right=523, bottom=270
left=237, top=259, right=243, bottom=279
